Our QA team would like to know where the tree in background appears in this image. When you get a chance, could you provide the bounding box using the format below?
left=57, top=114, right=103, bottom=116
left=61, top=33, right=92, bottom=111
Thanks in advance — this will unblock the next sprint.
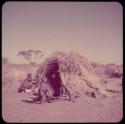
left=2, top=57, right=9, bottom=65
left=17, top=50, right=44, bottom=65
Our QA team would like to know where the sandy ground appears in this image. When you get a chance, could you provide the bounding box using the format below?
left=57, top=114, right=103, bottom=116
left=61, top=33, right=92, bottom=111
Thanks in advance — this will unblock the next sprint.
left=2, top=79, right=123, bottom=123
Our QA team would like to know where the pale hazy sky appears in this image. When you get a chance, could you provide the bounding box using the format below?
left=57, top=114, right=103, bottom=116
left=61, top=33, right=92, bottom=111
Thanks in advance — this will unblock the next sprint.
left=2, top=2, right=123, bottom=64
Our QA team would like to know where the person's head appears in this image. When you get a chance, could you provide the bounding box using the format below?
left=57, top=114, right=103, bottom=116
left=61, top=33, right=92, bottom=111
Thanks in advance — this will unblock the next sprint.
left=27, top=73, right=32, bottom=78
left=35, top=75, right=39, bottom=82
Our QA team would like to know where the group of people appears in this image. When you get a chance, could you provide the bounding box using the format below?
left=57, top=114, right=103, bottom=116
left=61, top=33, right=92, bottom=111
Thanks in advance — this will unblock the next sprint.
left=18, top=73, right=48, bottom=104
left=18, top=73, right=74, bottom=104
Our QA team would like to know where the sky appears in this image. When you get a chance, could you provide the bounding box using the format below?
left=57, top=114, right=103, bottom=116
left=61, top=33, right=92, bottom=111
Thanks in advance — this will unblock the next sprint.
left=2, top=2, right=123, bottom=64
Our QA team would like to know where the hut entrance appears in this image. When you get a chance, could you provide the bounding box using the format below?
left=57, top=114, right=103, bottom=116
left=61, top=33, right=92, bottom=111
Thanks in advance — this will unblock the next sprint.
left=45, top=60, right=62, bottom=97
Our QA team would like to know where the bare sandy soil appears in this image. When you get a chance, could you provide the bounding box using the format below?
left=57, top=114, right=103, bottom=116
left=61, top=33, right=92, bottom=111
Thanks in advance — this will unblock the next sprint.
left=2, top=79, right=123, bottom=123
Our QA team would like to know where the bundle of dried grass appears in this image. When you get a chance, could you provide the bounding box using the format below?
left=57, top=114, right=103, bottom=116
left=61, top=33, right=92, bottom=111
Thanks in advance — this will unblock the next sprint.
left=34, top=51, right=110, bottom=100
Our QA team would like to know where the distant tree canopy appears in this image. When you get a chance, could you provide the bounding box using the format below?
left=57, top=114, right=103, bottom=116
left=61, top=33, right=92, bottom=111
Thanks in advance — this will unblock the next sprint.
left=17, top=50, right=44, bottom=65
left=2, top=57, right=9, bottom=65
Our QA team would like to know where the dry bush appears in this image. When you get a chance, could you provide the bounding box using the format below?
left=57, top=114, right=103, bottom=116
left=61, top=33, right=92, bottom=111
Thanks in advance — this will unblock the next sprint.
left=104, top=64, right=123, bottom=78
left=91, top=62, right=123, bottom=78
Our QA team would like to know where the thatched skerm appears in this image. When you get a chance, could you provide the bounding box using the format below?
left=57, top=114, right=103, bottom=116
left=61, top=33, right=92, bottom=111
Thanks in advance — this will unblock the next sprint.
left=34, top=51, right=109, bottom=100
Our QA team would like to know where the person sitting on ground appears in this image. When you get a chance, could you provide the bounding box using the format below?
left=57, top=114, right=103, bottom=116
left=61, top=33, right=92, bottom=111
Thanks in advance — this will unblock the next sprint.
left=18, top=73, right=33, bottom=93
left=22, top=83, right=51, bottom=104
left=24, top=86, right=43, bottom=104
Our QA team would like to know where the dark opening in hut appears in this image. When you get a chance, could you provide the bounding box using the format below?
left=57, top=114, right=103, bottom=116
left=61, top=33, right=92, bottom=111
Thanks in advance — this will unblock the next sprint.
left=45, top=60, right=62, bottom=97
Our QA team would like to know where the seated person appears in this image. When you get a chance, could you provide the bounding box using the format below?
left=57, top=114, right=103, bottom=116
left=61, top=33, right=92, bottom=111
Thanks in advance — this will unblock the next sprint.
left=18, top=73, right=33, bottom=93
left=22, top=86, right=44, bottom=104
left=22, top=83, right=52, bottom=104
